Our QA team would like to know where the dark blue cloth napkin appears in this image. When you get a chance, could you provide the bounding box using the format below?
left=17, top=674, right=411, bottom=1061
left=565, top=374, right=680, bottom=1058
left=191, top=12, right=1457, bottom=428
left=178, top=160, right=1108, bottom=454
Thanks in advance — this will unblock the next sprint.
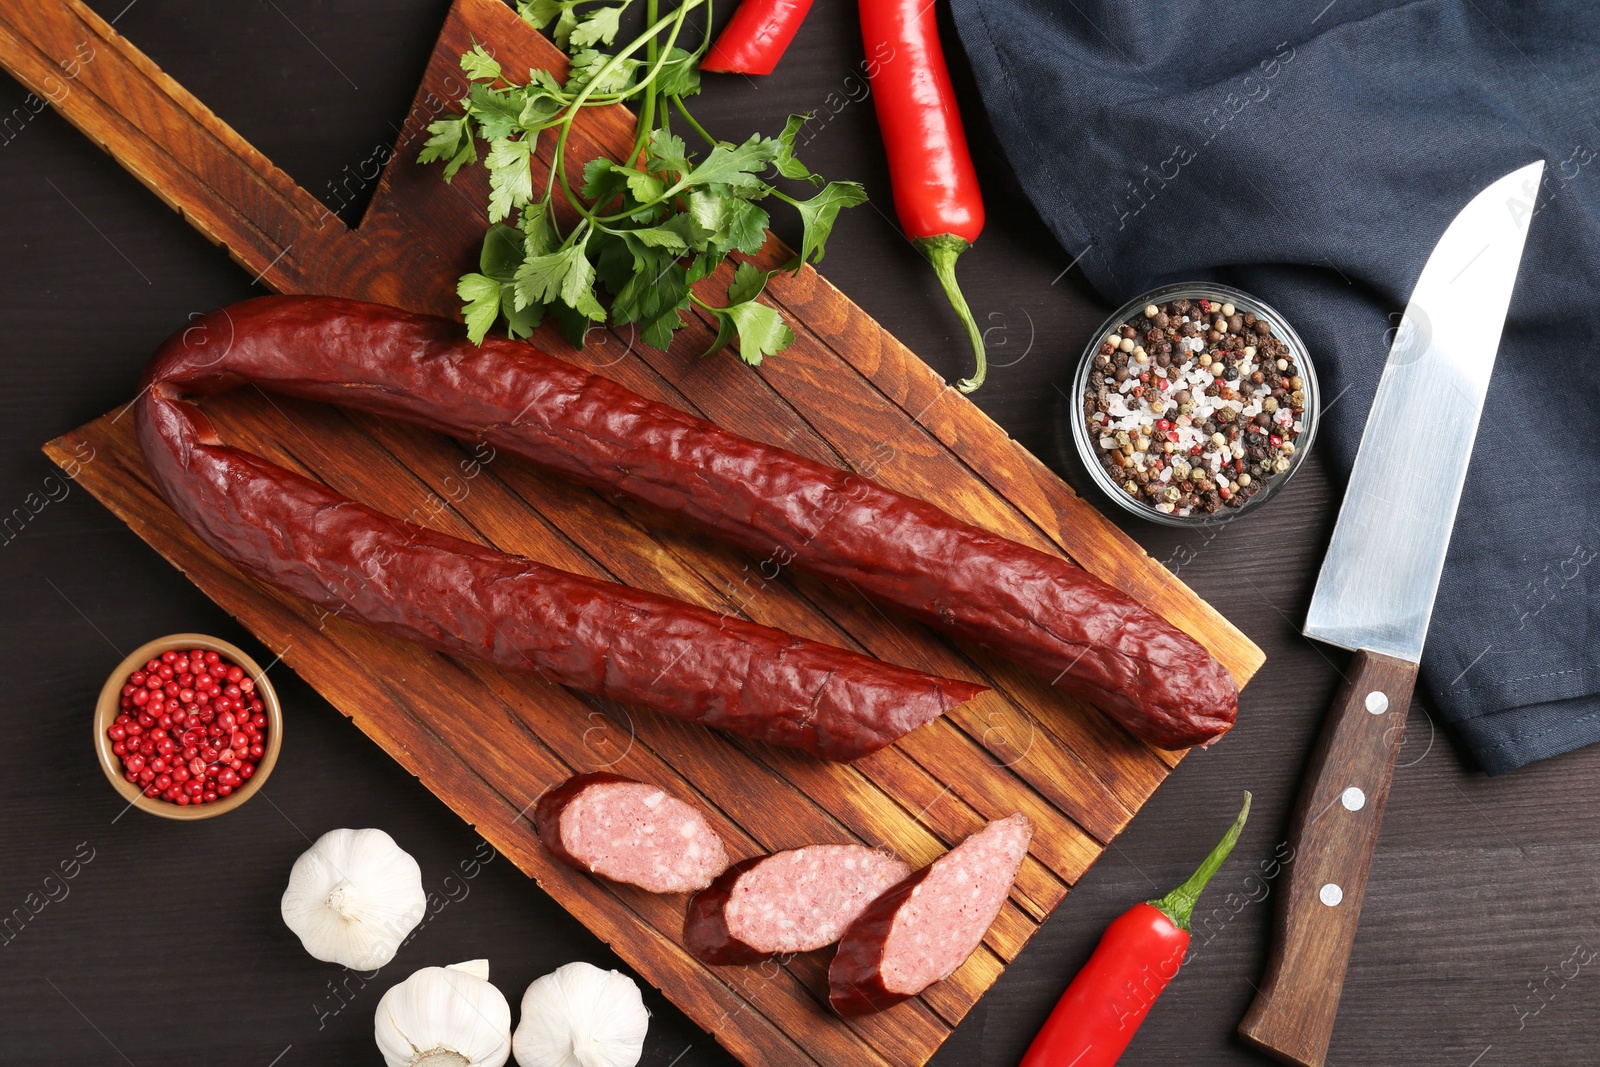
left=948, top=0, right=1600, bottom=773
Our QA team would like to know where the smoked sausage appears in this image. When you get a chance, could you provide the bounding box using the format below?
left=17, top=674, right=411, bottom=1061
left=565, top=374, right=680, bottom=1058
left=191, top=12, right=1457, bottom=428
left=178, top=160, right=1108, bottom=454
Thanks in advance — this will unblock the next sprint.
left=134, top=317, right=984, bottom=762
left=140, top=296, right=1236, bottom=748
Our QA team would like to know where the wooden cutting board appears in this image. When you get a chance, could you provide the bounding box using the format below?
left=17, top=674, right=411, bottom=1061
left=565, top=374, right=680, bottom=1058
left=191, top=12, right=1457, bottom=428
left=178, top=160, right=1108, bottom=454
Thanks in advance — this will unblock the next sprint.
left=6, top=1, right=1263, bottom=1062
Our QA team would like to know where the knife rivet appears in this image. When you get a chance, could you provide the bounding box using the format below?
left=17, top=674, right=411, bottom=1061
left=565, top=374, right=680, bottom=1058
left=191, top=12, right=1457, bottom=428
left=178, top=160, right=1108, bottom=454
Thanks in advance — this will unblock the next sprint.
left=1341, top=786, right=1366, bottom=811
left=1364, top=691, right=1389, bottom=715
left=1320, top=883, right=1344, bottom=907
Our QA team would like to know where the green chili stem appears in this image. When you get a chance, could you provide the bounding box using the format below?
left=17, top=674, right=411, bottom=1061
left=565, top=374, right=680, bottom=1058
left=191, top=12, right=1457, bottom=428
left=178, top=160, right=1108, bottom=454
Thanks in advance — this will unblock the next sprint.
left=915, top=233, right=987, bottom=393
left=1148, top=791, right=1252, bottom=932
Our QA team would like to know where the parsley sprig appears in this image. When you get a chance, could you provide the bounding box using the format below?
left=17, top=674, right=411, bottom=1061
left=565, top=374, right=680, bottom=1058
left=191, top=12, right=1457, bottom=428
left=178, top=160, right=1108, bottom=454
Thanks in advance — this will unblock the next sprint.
left=418, top=0, right=867, bottom=365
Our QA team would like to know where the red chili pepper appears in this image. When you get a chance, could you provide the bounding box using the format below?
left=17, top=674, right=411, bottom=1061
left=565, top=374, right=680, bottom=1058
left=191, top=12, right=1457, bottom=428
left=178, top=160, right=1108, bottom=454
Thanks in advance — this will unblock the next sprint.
left=859, top=0, right=988, bottom=392
left=1020, top=793, right=1251, bottom=1067
left=701, top=0, right=814, bottom=75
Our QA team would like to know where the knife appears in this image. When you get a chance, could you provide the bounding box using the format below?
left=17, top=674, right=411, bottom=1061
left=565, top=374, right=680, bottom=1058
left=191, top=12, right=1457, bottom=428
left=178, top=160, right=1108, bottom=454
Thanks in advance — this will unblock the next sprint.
left=1237, top=159, right=1544, bottom=1067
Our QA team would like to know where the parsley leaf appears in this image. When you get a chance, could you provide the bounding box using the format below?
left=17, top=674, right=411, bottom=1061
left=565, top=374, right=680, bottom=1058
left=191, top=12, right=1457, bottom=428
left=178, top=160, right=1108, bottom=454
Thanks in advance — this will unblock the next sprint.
left=788, top=181, right=868, bottom=267
left=569, top=6, right=623, bottom=48
left=518, top=89, right=563, bottom=128
left=687, top=191, right=769, bottom=256
left=550, top=6, right=580, bottom=49
left=687, top=134, right=780, bottom=192
left=641, top=306, right=684, bottom=351
left=582, top=157, right=628, bottom=203
left=526, top=68, right=564, bottom=95
left=626, top=220, right=691, bottom=253
left=479, top=222, right=524, bottom=280
left=513, top=247, right=577, bottom=309
left=654, top=47, right=702, bottom=98
left=701, top=264, right=792, bottom=367
left=467, top=83, right=526, bottom=141
left=514, top=239, right=605, bottom=321
left=501, top=285, right=543, bottom=339
left=417, top=116, right=477, bottom=182
left=486, top=137, right=535, bottom=222
left=644, top=129, right=692, bottom=182
left=458, top=273, right=505, bottom=344
left=461, top=44, right=501, bottom=82
left=774, top=113, right=820, bottom=184
left=726, top=259, right=767, bottom=303
left=567, top=49, right=643, bottom=95
left=515, top=0, right=563, bottom=30
left=621, top=167, right=664, bottom=203
left=722, top=299, right=793, bottom=366
left=520, top=209, right=553, bottom=256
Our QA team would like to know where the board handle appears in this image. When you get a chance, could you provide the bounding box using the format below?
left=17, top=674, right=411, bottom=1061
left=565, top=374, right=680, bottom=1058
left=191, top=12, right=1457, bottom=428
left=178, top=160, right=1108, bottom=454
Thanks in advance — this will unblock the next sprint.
left=1237, top=649, right=1418, bottom=1067
left=0, top=0, right=351, bottom=291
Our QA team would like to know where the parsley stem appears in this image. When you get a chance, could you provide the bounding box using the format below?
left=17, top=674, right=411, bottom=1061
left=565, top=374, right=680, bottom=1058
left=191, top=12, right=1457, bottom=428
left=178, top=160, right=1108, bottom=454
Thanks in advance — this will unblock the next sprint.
left=672, top=95, right=719, bottom=148
left=559, top=1, right=699, bottom=117
left=434, top=0, right=861, bottom=360
left=688, top=0, right=714, bottom=61
left=546, top=0, right=697, bottom=210
left=630, top=0, right=661, bottom=163
left=582, top=94, right=714, bottom=222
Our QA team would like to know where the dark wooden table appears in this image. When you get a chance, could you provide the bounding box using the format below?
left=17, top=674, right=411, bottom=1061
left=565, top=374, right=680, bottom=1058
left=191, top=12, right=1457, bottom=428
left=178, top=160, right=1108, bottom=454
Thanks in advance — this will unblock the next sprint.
left=2, top=2, right=1593, bottom=1065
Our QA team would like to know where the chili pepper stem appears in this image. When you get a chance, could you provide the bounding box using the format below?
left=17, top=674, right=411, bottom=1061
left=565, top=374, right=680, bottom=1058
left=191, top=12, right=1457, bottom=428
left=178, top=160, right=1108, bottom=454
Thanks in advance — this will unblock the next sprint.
left=1148, top=791, right=1251, bottom=931
left=915, top=233, right=986, bottom=394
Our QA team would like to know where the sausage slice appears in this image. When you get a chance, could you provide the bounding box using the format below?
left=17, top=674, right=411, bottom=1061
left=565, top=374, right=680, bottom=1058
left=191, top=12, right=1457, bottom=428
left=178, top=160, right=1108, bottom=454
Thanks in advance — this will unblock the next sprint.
left=829, top=813, right=1033, bottom=1015
left=534, top=773, right=729, bottom=893
left=684, top=845, right=911, bottom=964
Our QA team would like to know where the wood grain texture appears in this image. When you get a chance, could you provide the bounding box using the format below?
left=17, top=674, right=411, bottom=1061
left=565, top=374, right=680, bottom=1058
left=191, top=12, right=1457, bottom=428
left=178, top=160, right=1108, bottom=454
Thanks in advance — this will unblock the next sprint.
left=1238, top=650, right=1419, bottom=1067
left=8, top=0, right=1259, bottom=1063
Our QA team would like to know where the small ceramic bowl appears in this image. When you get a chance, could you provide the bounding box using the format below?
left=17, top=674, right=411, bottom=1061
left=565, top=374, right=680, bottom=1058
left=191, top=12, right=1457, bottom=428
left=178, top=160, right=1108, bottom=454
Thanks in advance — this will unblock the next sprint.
left=1067, top=282, right=1319, bottom=527
left=94, top=633, right=282, bottom=820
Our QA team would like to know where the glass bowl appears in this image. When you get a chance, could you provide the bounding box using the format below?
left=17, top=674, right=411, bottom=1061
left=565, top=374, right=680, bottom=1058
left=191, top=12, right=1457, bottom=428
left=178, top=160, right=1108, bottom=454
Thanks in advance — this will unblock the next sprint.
left=1067, top=282, right=1319, bottom=528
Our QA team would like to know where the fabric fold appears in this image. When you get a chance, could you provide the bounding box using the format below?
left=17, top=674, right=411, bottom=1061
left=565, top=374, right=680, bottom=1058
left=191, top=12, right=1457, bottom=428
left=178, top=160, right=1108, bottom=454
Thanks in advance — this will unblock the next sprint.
left=950, top=0, right=1600, bottom=772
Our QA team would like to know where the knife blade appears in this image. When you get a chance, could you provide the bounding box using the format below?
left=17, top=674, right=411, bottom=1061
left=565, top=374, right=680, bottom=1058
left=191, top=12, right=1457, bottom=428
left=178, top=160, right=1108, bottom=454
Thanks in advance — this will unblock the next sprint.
left=1238, top=160, right=1544, bottom=1067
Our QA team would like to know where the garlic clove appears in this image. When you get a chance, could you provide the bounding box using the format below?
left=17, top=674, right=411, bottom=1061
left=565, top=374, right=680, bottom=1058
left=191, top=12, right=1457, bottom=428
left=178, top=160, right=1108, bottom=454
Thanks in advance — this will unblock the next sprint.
left=376, top=959, right=513, bottom=1067
left=513, top=962, right=649, bottom=1067
left=281, top=828, right=426, bottom=970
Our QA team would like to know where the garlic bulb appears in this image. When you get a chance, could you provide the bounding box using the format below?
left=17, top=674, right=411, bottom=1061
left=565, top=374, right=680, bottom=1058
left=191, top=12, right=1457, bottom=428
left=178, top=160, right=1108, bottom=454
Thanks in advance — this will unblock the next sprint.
left=513, top=962, right=649, bottom=1067
left=376, top=959, right=512, bottom=1067
left=281, top=827, right=426, bottom=970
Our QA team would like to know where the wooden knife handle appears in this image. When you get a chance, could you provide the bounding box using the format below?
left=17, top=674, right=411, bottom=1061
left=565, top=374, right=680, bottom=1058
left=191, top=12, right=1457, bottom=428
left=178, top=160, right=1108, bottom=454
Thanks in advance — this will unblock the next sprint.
left=1238, top=649, right=1418, bottom=1067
